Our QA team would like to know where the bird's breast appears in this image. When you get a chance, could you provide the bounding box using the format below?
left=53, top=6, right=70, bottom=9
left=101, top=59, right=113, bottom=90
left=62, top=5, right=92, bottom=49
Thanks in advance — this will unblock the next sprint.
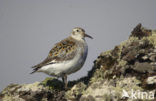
left=67, top=42, right=88, bottom=73
left=78, top=42, right=88, bottom=64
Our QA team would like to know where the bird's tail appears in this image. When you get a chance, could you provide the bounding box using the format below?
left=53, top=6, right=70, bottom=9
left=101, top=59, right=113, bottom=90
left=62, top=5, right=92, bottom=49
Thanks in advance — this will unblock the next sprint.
left=30, top=66, right=39, bottom=74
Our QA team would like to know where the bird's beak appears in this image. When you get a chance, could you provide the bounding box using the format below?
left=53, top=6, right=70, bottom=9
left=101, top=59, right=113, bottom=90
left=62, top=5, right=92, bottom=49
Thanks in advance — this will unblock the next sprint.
left=84, top=33, right=93, bottom=39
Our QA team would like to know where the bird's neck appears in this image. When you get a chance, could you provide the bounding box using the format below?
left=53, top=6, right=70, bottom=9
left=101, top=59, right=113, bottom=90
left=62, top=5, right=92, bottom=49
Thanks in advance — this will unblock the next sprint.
left=71, top=35, right=85, bottom=42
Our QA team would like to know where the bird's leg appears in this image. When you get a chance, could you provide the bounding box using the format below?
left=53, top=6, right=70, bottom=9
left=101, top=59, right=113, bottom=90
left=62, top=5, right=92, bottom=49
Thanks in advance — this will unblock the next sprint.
left=62, top=73, right=67, bottom=90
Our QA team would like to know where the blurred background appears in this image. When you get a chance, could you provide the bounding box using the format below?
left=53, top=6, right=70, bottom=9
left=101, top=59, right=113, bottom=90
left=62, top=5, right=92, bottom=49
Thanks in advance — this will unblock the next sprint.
left=0, top=0, right=156, bottom=91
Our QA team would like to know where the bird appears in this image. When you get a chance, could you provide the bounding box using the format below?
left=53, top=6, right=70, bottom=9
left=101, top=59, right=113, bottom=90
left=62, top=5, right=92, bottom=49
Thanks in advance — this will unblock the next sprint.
left=31, top=27, right=93, bottom=89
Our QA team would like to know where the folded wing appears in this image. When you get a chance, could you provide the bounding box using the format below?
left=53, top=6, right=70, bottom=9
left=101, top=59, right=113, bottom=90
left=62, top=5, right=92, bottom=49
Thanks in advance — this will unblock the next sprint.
left=31, top=37, right=77, bottom=74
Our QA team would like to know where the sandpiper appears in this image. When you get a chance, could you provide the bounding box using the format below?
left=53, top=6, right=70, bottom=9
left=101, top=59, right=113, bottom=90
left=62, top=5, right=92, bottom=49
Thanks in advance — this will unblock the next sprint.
left=31, top=27, right=93, bottom=89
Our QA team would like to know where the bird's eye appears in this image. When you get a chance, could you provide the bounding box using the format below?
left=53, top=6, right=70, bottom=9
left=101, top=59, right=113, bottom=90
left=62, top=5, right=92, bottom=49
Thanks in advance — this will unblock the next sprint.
left=76, top=30, right=79, bottom=32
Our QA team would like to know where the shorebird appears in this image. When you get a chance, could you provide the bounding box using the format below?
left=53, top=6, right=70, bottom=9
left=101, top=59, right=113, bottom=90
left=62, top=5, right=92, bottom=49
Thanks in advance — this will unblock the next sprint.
left=31, top=27, right=93, bottom=89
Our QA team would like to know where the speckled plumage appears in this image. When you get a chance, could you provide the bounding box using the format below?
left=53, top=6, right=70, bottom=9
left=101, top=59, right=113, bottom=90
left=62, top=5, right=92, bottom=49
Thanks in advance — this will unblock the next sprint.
left=31, top=27, right=93, bottom=89
left=32, top=37, right=77, bottom=70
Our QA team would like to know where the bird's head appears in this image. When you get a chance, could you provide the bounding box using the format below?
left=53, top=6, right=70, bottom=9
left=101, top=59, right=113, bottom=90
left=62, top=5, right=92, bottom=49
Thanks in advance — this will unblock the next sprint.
left=71, top=27, right=93, bottom=40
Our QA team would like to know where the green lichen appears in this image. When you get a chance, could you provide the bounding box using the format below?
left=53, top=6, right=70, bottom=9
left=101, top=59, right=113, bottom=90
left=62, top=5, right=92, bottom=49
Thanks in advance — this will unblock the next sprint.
left=146, top=33, right=156, bottom=47
left=1, top=84, right=15, bottom=92
left=90, top=69, right=105, bottom=83
left=118, top=60, right=127, bottom=67
left=100, top=50, right=112, bottom=56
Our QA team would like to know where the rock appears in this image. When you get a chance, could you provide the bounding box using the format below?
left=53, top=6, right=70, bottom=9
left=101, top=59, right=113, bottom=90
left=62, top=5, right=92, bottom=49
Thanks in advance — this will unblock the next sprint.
left=133, top=62, right=154, bottom=73
left=130, top=23, right=152, bottom=39
left=0, top=78, right=66, bottom=101
left=0, top=24, right=156, bottom=101
left=66, top=82, right=86, bottom=100
left=147, top=76, right=156, bottom=85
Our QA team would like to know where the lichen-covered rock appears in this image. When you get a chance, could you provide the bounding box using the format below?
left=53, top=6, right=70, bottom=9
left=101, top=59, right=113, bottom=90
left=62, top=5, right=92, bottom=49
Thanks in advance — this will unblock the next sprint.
left=0, top=24, right=156, bottom=101
left=0, top=78, right=66, bottom=101
left=67, top=24, right=156, bottom=101
left=66, top=82, right=86, bottom=100
left=80, top=77, right=142, bottom=101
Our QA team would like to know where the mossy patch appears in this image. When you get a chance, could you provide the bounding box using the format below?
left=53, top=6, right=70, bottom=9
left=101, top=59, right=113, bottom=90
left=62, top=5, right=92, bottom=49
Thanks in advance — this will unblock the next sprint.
left=41, top=77, right=64, bottom=90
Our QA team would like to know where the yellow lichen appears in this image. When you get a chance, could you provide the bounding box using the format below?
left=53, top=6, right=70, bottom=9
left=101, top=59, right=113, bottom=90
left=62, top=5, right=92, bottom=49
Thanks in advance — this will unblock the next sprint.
left=147, top=33, right=156, bottom=47
left=118, top=60, right=127, bottom=67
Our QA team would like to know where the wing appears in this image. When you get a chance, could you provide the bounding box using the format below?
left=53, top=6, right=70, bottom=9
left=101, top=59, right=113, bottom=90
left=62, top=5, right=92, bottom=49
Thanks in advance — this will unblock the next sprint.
left=48, top=37, right=77, bottom=61
left=31, top=37, right=77, bottom=74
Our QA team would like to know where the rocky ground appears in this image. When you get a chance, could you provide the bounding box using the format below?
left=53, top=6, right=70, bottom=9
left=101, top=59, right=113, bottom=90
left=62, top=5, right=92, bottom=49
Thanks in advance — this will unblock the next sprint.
left=0, top=24, right=156, bottom=101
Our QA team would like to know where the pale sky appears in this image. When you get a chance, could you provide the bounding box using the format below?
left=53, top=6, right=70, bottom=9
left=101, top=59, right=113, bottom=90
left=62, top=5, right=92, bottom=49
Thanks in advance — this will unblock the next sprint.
left=0, top=0, right=156, bottom=91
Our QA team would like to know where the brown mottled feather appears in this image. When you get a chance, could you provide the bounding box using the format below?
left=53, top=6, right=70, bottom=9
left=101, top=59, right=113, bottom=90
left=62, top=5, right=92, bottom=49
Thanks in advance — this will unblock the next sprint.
left=31, top=37, right=77, bottom=74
